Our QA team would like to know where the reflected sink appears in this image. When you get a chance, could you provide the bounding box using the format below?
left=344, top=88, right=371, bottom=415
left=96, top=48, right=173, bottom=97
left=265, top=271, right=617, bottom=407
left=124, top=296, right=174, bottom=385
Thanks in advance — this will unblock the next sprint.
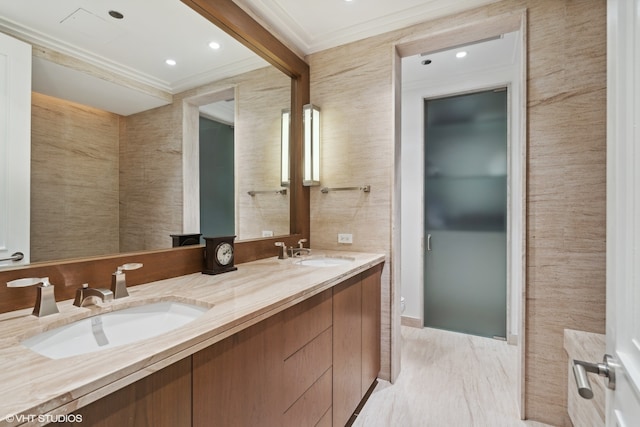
left=295, top=256, right=354, bottom=267
left=22, top=302, right=208, bottom=359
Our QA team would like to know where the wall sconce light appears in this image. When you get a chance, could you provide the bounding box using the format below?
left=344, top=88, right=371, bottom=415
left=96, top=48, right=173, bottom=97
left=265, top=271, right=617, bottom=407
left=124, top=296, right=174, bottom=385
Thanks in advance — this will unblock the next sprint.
left=303, top=104, right=321, bottom=186
left=281, top=108, right=290, bottom=187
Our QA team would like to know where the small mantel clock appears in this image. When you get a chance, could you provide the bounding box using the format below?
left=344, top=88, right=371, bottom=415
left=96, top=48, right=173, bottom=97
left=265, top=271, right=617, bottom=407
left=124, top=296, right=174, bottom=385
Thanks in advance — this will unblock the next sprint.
left=203, top=235, right=238, bottom=275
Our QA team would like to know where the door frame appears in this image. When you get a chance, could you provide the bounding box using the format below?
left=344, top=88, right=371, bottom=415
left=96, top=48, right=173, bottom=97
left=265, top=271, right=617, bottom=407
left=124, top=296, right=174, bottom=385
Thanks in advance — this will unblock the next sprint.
left=393, top=10, right=528, bottom=417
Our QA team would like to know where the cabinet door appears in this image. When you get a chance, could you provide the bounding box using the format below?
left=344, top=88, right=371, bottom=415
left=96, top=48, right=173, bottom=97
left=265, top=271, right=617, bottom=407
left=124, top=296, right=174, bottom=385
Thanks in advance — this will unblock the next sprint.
left=192, top=314, right=284, bottom=427
left=333, top=274, right=362, bottom=426
left=54, top=358, right=192, bottom=427
left=361, top=264, right=382, bottom=395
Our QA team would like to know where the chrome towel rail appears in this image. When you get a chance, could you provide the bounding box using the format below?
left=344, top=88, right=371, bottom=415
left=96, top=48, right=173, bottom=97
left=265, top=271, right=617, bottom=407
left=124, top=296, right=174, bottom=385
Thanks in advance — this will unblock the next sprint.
left=0, top=252, right=24, bottom=262
left=248, top=189, right=287, bottom=196
left=320, top=185, right=370, bottom=194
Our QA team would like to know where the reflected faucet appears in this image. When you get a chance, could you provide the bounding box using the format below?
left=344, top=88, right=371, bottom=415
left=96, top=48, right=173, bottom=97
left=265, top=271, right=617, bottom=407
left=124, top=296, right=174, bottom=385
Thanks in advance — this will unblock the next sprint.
left=111, top=262, right=143, bottom=299
left=289, top=239, right=311, bottom=257
left=73, top=284, right=114, bottom=307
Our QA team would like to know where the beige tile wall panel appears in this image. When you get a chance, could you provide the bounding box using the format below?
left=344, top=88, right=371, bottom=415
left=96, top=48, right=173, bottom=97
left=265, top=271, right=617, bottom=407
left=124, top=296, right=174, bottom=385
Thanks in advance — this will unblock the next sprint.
left=119, top=104, right=183, bottom=253
left=31, top=93, right=120, bottom=262
left=234, top=67, right=291, bottom=240
left=307, top=1, right=606, bottom=425
left=308, top=37, right=395, bottom=382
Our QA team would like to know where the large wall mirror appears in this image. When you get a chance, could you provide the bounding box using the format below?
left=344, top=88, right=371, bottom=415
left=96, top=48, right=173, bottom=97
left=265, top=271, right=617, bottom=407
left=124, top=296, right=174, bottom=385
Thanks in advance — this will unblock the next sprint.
left=0, top=0, right=301, bottom=266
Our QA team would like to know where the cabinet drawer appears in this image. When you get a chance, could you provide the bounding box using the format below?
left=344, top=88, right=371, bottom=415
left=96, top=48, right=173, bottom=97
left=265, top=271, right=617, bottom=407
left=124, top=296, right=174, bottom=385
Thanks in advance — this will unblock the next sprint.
left=316, top=406, right=332, bottom=427
left=282, top=289, right=332, bottom=358
left=283, top=327, right=332, bottom=407
left=283, top=367, right=332, bottom=427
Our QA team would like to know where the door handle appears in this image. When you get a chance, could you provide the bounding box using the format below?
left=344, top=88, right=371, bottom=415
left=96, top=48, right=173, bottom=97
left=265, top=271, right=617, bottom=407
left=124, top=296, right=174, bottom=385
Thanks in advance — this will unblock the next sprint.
left=0, top=252, right=24, bottom=262
left=572, top=354, right=616, bottom=399
left=427, top=234, right=432, bottom=251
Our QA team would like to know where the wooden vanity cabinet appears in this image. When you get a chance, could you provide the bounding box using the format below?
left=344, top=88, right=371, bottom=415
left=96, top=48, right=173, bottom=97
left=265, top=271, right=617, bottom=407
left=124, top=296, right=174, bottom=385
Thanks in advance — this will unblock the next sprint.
left=49, top=264, right=382, bottom=427
left=282, top=290, right=333, bottom=426
left=192, top=289, right=333, bottom=427
left=361, top=263, right=382, bottom=395
left=333, top=263, right=382, bottom=426
left=192, top=314, right=284, bottom=427
left=55, top=357, right=192, bottom=427
left=333, top=274, right=363, bottom=426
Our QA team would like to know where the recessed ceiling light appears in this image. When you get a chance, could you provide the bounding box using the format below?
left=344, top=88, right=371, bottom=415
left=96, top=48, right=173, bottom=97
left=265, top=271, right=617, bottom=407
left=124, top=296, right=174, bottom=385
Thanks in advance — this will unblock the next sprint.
left=108, top=10, right=124, bottom=19
left=165, top=59, right=177, bottom=66
left=456, top=51, right=467, bottom=58
left=209, top=41, right=221, bottom=50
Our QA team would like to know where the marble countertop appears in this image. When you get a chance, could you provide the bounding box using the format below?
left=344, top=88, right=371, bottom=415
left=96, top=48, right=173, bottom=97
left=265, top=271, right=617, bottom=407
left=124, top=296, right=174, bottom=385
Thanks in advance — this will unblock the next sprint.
left=0, top=250, right=385, bottom=426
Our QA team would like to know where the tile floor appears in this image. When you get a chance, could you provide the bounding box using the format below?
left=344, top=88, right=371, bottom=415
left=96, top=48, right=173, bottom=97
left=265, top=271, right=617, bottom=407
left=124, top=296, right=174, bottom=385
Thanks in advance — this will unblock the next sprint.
left=353, top=326, right=554, bottom=427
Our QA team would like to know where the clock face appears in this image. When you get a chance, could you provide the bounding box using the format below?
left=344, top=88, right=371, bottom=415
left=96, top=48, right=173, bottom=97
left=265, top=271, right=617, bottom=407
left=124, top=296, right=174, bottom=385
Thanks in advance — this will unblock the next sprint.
left=215, top=242, right=234, bottom=266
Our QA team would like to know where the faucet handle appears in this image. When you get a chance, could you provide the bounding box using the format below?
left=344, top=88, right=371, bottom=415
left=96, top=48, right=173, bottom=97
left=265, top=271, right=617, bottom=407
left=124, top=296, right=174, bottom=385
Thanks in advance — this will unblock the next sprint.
left=274, top=242, right=288, bottom=259
left=297, top=239, right=308, bottom=248
left=6, top=277, right=59, bottom=317
left=111, top=262, right=142, bottom=299
left=116, top=262, right=143, bottom=273
left=7, top=277, right=50, bottom=288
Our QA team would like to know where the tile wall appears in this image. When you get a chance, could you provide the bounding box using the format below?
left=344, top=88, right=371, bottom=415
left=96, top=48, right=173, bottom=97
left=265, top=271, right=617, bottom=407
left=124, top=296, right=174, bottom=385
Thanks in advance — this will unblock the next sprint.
left=31, top=93, right=120, bottom=262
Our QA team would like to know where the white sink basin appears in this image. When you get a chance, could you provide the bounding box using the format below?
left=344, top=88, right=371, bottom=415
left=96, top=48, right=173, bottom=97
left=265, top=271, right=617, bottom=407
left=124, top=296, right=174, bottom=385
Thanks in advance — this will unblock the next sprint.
left=22, top=301, right=208, bottom=359
left=295, top=257, right=354, bottom=267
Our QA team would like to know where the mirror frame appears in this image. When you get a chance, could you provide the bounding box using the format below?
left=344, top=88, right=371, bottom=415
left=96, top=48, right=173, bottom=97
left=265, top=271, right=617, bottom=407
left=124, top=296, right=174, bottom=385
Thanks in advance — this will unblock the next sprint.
left=0, top=0, right=310, bottom=314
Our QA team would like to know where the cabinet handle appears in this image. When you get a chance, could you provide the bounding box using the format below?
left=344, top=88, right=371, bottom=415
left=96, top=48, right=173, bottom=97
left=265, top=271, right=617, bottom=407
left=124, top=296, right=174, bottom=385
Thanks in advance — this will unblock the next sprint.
left=427, top=234, right=432, bottom=251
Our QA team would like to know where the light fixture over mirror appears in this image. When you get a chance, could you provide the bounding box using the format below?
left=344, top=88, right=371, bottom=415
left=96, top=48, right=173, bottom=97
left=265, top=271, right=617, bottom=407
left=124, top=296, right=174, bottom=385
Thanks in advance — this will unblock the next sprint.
left=281, top=109, right=291, bottom=187
left=303, top=104, right=321, bottom=186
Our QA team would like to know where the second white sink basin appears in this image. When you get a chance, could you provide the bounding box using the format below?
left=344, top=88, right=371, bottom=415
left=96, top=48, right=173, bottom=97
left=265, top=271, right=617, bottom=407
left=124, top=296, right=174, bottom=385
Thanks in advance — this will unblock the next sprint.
left=22, top=301, right=208, bottom=359
left=295, top=256, right=354, bottom=267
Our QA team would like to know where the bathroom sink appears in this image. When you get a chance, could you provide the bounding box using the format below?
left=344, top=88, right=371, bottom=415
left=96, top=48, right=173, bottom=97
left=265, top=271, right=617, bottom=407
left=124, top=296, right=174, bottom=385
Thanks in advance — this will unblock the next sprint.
left=295, top=256, right=354, bottom=267
left=22, top=301, right=208, bottom=359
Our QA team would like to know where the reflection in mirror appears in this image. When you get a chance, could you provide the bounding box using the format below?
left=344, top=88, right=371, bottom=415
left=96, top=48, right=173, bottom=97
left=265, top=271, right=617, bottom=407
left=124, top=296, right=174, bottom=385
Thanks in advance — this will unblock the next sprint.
left=179, top=67, right=292, bottom=244
left=1, top=0, right=292, bottom=264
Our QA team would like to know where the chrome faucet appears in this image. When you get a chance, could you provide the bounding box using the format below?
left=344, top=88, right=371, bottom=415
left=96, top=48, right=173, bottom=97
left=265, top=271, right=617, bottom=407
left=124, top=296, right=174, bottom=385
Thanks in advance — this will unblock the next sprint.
left=6, top=277, right=59, bottom=317
left=111, top=262, right=143, bottom=299
left=289, top=239, right=311, bottom=257
left=73, top=284, right=114, bottom=307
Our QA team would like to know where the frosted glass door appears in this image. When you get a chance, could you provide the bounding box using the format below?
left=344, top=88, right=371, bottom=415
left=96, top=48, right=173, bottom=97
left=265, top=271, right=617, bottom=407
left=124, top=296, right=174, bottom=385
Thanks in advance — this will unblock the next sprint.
left=424, top=89, right=507, bottom=338
left=200, top=117, right=235, bottom=238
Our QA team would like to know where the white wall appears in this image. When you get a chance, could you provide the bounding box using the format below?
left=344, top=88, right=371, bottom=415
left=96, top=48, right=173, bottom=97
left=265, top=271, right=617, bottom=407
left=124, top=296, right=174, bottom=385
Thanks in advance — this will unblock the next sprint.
left=400, top=32, right=522, bottom=339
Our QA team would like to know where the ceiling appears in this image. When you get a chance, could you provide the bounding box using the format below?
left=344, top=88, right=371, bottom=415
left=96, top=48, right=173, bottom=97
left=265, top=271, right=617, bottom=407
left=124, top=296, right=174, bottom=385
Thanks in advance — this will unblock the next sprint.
left=0, top=0, right=268, bottom=114
left=402, top=31, right=519, bottom=87
left=0, top=0, right=503, bottom=115
left=236, top=0, right=502, bottom=55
